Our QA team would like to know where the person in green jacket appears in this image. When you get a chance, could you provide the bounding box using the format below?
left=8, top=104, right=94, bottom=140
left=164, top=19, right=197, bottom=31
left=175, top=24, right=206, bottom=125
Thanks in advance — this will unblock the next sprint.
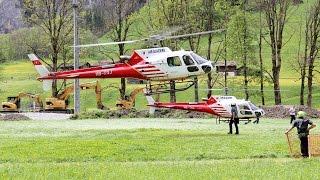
left=285, top=111, right=316, bottom=157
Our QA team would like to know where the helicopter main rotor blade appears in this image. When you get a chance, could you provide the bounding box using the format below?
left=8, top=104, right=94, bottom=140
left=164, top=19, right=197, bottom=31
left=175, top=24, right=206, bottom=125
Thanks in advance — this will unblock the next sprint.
left=71, top=29, right=225, bottom=48
left=72, top=40, right=142, bottom=48
left=164, top=29, right=225, bottom=40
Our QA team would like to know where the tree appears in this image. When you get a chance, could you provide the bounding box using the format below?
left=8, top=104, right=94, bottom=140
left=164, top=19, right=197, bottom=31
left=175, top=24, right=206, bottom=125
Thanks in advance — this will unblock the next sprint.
left=296, top=5, right=310, bottom=106
left=9, top=28, right=50, bottom=60
left=197, top=0, right=225, bottom=99
left=22, top=0, right=74, bottom=97
left=203, top=0, right=216, bottom=98
left=254, top=0, right=266, bottom=105
left=227, top=7, right=257, bottom=100
left=305, top=0, right=320, bottom=107
left=262, top=0, right=291, bottom=105
left=98, top=0, right=142, bottom=100
left=157, top=0, right=189, bottom=102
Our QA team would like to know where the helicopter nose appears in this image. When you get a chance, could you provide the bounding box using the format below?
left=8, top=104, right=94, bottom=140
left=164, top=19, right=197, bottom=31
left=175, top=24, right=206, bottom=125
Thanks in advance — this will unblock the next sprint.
left=201, top=63, right=213, bottom=73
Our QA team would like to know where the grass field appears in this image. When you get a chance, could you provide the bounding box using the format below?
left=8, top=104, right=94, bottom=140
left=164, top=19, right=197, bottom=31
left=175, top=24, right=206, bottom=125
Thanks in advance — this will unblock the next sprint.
left=0, top=118, right=320, bottom=179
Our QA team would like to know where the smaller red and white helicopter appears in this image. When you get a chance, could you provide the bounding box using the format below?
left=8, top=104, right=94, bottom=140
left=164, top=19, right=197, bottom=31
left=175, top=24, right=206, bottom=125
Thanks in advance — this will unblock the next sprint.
left=146, top=95, right=265, bottom=119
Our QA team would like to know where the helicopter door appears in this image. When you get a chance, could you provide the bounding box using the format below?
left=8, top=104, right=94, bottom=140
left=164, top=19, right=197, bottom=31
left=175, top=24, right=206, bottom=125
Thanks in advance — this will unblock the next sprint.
left=166, top=56, right=186, bottom=79
left=182, top=55, right=199, bottom=76
left=238, top=103, right=253, bottom=118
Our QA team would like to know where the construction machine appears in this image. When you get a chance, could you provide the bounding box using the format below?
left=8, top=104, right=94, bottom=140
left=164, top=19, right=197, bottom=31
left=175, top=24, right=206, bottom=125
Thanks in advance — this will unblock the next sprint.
left=116, top=87, right=145, bottom=109
left=1, top=93, right=43, bottom=112
left=45, top=81, right=105, bottom=112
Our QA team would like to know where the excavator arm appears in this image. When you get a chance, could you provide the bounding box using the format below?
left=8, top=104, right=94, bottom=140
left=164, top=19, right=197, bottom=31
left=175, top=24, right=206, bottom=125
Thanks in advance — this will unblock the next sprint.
left=79, top=81, right=105, bottom=110
left=56, top=86, right=75, bottom=101
left=129, top=88, right=145, bottom=102
left=116, top=87, right=145, bottom=109
left=46, top=81, right=105, bottom=110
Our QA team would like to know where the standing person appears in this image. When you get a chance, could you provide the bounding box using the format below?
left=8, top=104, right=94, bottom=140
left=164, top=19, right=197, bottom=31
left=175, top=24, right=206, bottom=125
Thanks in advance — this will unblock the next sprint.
left=285, top=111, right=316, bottom=158
left=228, top=103, right=239, bottom=134
left=253, top=114, right=260, bottom=124
left=289, top=107, right=296, bottom=124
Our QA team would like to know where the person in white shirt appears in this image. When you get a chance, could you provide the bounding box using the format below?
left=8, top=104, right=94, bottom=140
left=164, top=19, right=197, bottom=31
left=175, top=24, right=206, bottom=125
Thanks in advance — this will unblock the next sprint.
left=289, top=107, right=296, bottom=124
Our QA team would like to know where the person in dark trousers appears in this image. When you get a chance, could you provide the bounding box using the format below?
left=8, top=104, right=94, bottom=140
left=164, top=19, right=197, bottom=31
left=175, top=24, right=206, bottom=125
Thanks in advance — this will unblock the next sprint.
left=285, top=111, right=316, bottom=158
left=289, top=107, right=296, bottom=124
left=228, top=103, right=239, bottom=134
left=253, top=113, right=260, bottom=124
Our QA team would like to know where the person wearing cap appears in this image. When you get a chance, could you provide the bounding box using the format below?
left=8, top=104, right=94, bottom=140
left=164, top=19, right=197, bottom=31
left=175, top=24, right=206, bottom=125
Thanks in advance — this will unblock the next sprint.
left=228, top=103, right=239, bottom=134
left=285, top=111, right=316, bottom=157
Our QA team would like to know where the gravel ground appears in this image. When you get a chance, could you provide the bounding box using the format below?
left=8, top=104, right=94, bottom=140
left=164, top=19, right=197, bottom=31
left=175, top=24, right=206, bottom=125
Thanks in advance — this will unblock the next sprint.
left=16, top=112, right=72, bottom=121
left=0, top=118, right=230, bottom=138
left=0, top=118, right=222, bottom=131
left=0, top=112, right=218, bottom=130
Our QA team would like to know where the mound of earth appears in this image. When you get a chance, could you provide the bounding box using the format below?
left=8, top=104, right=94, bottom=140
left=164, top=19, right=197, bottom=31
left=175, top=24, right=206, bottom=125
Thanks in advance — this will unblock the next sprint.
left=77, top=109, right=212, bottom=119
left=263, top=105, right=320, bottom=118
left=76, top=106, right=320, bottom=119
left=0, top=113, right=31, bottom=121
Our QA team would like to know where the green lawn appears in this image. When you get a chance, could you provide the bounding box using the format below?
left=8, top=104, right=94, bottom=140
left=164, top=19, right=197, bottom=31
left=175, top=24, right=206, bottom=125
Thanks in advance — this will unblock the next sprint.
left=0, top=118, right=320, bottom=179
left=1, top=0, right=320, bottom=110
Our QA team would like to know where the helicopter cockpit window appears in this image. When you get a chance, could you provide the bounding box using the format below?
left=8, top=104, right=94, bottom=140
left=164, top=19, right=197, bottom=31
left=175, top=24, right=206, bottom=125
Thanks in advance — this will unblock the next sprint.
left=167, top=56, right=182, bottom=67
left=238, top=104, right=253, bottom=115
left=249, top=102, right=258, bottom=110
left=191, top=53, right=208, bottom=64
left=182, top=55, right=195, bottom=65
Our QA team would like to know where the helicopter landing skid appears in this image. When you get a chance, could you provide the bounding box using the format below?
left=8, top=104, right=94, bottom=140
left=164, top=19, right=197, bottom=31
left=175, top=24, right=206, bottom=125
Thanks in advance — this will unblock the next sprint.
left=145, top=80, right=195, bottom=95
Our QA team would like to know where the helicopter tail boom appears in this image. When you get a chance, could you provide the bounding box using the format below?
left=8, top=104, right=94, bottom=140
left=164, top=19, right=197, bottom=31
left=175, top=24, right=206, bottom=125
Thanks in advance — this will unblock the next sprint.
left=28, top=54, right=52, bottom=91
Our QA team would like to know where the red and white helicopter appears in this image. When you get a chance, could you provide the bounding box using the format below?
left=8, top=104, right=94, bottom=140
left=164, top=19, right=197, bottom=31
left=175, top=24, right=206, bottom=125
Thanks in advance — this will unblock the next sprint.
left=28, top=30, right=225, bottom=92
left=28, top=47, right=213, bottom=91
left=146, top=95, right=265, bottom=119
left=29, top=47, right=213, bottom=81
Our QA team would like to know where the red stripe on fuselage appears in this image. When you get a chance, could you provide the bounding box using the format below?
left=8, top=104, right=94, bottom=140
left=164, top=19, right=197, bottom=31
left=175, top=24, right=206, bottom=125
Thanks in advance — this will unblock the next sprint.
left=139, top=69, right=161, bottom=73
left=39, top=63, right=146, bottom=80
left=150, top=101, right=232, bottom=118
left=135, top=65, right=156, bottom=69
left=151, top=103, right=217, bottom=115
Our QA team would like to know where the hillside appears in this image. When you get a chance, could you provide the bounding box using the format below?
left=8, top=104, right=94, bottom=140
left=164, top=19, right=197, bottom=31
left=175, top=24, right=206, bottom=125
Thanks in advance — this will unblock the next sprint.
left=0, top=0, right=147, bottom=34
left=0, top=0, right=24, bottom=33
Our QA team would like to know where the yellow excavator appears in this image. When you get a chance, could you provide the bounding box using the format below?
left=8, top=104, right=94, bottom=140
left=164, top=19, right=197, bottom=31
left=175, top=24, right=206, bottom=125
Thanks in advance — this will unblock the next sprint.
left=45, top=81, right=105, bottom=112
left=1, top=92, right=43, bottom=112
left=116, top=87, right=145, bottom=109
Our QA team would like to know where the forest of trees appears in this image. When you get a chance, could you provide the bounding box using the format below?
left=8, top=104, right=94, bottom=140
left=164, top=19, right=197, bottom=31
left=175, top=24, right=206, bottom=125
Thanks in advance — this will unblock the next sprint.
left=0, top=0, right=319, bottom=107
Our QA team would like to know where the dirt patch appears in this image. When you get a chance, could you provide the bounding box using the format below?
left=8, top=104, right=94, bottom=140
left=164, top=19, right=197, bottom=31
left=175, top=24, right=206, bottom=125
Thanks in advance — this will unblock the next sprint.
left=0, top=113, right=31, bottom=121
left=263, top=105, right=320, bottom=118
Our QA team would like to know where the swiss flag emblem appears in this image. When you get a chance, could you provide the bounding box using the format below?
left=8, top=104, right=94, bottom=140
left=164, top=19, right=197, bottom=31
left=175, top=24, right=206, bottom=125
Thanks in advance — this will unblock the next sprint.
left=128, top=52, right=144, bottom=65
left=32, top=60, right=42, bottom=65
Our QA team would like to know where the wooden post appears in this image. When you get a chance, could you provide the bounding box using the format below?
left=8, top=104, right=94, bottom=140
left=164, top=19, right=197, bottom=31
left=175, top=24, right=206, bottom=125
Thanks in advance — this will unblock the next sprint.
left=286, top=133, right=293, bottom=156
